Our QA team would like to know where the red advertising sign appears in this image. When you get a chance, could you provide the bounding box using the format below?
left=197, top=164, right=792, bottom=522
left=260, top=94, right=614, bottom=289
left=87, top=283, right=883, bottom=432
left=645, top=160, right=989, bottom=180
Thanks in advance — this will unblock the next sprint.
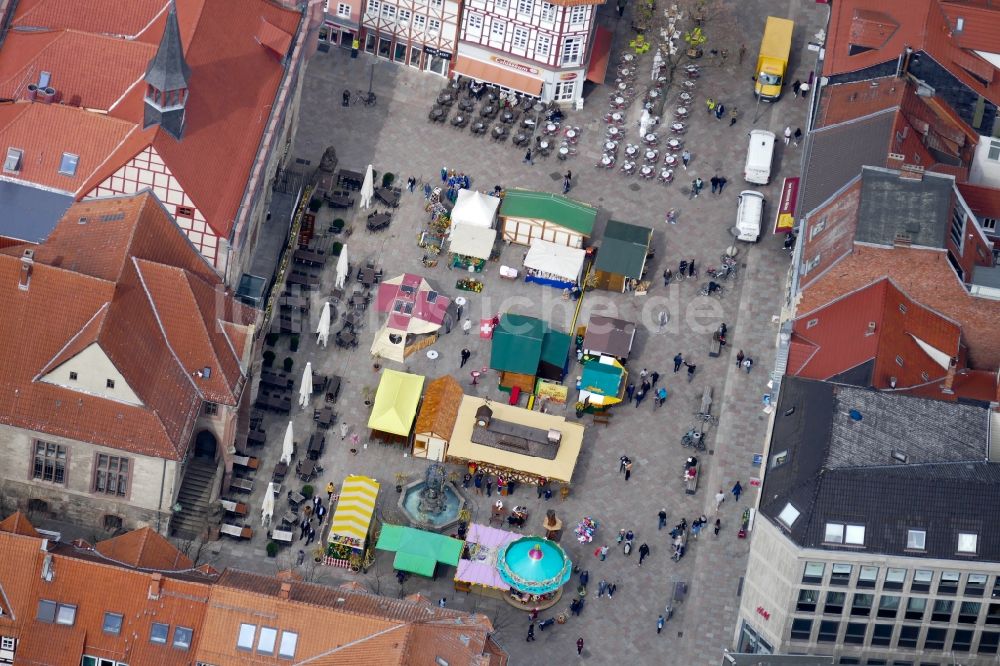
left=773, top=176, right=799, bottom=234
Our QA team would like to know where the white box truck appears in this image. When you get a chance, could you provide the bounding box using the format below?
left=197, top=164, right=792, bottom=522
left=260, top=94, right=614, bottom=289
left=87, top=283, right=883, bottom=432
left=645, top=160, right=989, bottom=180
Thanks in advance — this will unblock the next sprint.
left=735, top=191, right=765, bottom=242
left=744, top=130, right=776, bottom=185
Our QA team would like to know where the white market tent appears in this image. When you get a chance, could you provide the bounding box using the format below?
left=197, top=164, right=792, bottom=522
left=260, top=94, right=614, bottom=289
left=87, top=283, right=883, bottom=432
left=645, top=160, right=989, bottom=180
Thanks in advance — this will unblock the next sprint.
left=449, top=224, right=497, bottom=260
left=451, top=189, right=500, bottom=229
left=524, top=238, right=586, bottom=283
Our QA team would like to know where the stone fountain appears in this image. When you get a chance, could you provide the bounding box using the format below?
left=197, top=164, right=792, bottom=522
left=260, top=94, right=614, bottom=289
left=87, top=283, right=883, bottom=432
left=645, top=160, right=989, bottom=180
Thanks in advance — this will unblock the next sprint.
left=397, top=463, right=467, bottom=533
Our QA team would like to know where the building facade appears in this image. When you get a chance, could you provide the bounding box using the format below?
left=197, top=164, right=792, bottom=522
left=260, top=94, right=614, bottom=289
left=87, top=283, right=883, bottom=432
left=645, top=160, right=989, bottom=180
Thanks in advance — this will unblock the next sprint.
left=360, top=0, right=461, bottom=76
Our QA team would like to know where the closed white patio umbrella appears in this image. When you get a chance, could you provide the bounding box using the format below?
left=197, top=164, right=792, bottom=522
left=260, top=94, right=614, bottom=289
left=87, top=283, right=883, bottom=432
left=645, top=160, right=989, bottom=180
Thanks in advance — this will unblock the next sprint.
left=359, top=164, right=375, bottom=209
left=316, top=302, right=332, bottom=348
left=261, top=482, right=275, bottom=526
left=299, top=362, right=313, bottom=409
left=280, top=421, right=294, bottom=464
left=335, top=245, right=349, bottom=290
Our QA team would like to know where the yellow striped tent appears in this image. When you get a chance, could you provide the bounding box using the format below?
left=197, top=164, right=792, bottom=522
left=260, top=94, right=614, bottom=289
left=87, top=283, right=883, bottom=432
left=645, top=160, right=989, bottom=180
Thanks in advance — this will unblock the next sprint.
left=328, top=475, right=380, bottom=550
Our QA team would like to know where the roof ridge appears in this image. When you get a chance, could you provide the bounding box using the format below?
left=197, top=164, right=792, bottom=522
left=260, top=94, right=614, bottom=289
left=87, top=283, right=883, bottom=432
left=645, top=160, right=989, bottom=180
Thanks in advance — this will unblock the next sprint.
left=34, top=301, right=111, bottom=379
left=294, top=623, right=410, bottom=665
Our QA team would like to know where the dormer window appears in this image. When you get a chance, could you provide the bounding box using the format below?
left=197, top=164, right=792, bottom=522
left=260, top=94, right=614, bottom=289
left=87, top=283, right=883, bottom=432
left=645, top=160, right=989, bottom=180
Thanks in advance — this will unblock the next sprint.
left=4, top=147, right=22, bottom=174
left=958, top=532, right=978, bottom=554
left=58, top=152, right=79, bottom=177
left=777, top=503, right=800, bottom=527
left=824, top=522, right=865, bottom=545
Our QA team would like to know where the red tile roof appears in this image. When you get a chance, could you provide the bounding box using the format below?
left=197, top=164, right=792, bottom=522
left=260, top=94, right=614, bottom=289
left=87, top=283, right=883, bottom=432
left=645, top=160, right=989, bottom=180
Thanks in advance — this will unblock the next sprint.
left=94, top=527, right=194, bottom=570
left=940, top=0, right=1000, bottom=52
left=0, top=192, right=249, bottom=458
left=0, top=511, right=41, bottom=538
left=959, top=182, right=1000, bottom=221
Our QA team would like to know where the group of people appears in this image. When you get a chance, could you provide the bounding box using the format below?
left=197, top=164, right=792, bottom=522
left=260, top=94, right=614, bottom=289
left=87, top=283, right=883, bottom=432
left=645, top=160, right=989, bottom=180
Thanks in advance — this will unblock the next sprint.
left=623, top=368, right=662, bottom=409
left=705, top=97, right=738, bottom=126
left=298, top=494, right=328, bottom=545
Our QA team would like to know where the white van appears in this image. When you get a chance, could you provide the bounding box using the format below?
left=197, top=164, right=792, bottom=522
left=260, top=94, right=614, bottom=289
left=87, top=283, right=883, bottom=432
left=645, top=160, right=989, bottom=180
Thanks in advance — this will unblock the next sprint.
left=744, top=129, right=776, bottom=185
left=735, top=190, right=765, bottom=242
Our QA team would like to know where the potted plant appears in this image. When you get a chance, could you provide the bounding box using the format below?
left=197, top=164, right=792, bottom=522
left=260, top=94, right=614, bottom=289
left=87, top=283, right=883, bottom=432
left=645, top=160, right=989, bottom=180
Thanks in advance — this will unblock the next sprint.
left=283, top=357, right=294, bottom=372
left=574, top=401, right=586, bottom=418
left=266, top=541, right=279, bottom=558
left=684, top=26, right=706, bottom=58
left=308, top=198, right=322, bottom=213
left=290, top=335, right=300, bottom=352
left=372, top=353, right=382, bottom=372
left=331, top=219, right=345, bottom=234
left=382, top=172, right=395, bottom=188
left=301, top=484, right=314, bottom=499
left=265, top=332, right=279, bottom=346
left=263, top=350, right=276, bottom=367
left=331, top=241, right=344, bottom=256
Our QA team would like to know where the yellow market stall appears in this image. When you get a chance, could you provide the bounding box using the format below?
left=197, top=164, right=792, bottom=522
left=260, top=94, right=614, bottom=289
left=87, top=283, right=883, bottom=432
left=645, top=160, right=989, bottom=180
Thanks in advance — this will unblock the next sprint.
left=368, top=369, right=425, bottom=444
left=326, top=474, right=379, bottom=568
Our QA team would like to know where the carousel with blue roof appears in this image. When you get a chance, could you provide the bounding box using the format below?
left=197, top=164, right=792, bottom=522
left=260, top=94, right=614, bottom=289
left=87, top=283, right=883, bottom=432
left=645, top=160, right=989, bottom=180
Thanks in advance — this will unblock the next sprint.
left=496, top=535, right=573, bottom=610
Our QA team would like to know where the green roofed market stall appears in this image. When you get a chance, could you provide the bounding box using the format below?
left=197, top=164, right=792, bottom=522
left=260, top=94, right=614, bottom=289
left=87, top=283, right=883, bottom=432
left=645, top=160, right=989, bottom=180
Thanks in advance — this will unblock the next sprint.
left=375, top=524, right=464, bottom=577
left=499, top=190, right=596, bottom=249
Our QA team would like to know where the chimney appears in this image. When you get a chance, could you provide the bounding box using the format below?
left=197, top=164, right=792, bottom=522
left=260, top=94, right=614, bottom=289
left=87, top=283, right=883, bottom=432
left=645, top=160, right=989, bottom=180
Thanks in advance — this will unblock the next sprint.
left=941, top=357, right=957, bottom=394
left=148, top=572, right=162, bottom=599
left=19, top=249, right=34, bottom=291
left=24, top=84, right=38, bottom=101
left=279, top=582, right=292, bottom=600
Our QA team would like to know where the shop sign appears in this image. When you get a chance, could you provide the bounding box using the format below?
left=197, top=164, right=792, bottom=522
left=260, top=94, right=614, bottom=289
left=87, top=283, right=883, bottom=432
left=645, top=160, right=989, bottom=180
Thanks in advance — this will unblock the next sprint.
left=560, top=72, right=577, bottom=80
left=756, top=606, right=771, bottom=620
left=773, top=176, right=799, bottom=234
left=491, top=55, right=539, bottom=75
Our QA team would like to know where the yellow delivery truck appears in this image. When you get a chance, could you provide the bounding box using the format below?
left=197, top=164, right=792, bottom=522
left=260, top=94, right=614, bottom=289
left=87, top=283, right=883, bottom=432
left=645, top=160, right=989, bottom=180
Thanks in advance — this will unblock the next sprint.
left=754, top=17, right=794, bottom=101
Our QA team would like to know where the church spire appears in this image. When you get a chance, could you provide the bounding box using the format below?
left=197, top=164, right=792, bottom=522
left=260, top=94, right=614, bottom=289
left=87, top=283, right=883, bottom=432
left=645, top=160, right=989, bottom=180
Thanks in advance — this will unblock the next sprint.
left=143, top=1, right=190, bottom=140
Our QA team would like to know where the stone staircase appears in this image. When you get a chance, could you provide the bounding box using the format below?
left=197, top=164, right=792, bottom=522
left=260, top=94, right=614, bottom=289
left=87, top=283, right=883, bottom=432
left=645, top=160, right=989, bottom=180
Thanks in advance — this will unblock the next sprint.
left=171, top=458, right=218, bottom=540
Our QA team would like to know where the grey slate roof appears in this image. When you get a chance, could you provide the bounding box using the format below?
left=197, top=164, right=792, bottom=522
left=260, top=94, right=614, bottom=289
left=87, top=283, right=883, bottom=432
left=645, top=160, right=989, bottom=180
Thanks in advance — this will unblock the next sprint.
left=144, top=2, right=191, bottom=94
left=798, top=109, right=896, bottom=216
left=0, top=181, right=74, bottom=243
left=855, top=166, right=955, bottom=248
left=760, top=377, right=997, bottom=561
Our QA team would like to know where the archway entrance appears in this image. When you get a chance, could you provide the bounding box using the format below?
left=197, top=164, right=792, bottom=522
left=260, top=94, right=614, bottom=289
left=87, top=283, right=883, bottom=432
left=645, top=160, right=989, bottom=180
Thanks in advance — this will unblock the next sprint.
left=194, top=431, right=217, bottom=459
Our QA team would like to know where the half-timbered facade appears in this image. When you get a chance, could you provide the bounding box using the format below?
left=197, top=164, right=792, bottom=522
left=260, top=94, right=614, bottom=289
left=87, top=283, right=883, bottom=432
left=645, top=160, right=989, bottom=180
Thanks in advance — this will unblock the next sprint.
left=454, top=0, right=607, bottom=105
left=360, top=0, right=461, bottom=75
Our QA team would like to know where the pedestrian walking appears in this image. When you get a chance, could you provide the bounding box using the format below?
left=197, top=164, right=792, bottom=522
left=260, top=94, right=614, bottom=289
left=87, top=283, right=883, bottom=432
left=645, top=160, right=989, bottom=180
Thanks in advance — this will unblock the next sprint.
left=715, top=103, right=725, bottom=120
left=598, top=579, right=608, bottom=597
left=579, top=569, right=590, bottom=587
left=625, top=382, right=635, bottom=402
left=599, top=545, right=609, bottom=560
left=791, top=79, right=801, bottom=97
left=460, top=348, right=471, bottom=367
left=663, top=268, right=672, bottom=286
left=732, top=481, right=743, bottom=501
left=564, top=170, right=572, bottom=190
left=486, top=477, right=493, bottom=496
left=440, top=166, right=448, bottom=183
left=577, top=637, right=584, bottom=655
left=706, top=97, right=715, bottom=114
left=710, top=175, right=720, bottom=194
left=658, top=508, right=667, bottom=529
left=530, top=608, right=539, bottom=622
left=634, top=390, right=645, bottom=408
left=743, top=357, right=753, bottom=373
left=619, top=455, right=629, bottom=473
left=651, top=371, right=659, bottom=387
left=306, top=526, right=315, bottom=545
left=783, top=126, right=792, bottom=145
left=438, top=597, right=447, bottom=608
left=640, top=379, right=651, bottom=395
left=340, top=422, right=349, bottom=441
left=456, top=303, right=464, bottom=320
left=673, top=354, right=683, bottom=372
left=527, top=622, right=536, bottom=641
left=657, top=615, right=665, bottom=634
left=616, top=0, right=625, bottom=17
left=738, top=43, right=746, bottom=64
left=685, top=362, right=696, bottom=383
left=692, top=177, right=704, bottom=197
left=462, top=318, right=472, bottom=335
left=729, top=107, right=738, bottom=126
left=715, top=489, right=726, bottom=512
left=681, top=149, right=691, bottom=169
left=474, top=472, right=484, bottom=495
left=608, top=582, right=617, bottom=597
left=793, top=127, right=802, bottom=146
left=624, top=460, right=633, bottom=481
left=688, top=259, right=695, bottom=277
left=799, top=81, right=809, bottom=98
left=523, top=148, right=534, bottom=165
left=736, top=350, right=745, bottom=368
left=717, top=176, right=728, bottom=193
left=326, top=481, right=335, bottom=500
left=714, top=518, right=721, bottom=536
left=638, top=542, right=650, bottom=565
left=639, top=368, right=649, bottom=381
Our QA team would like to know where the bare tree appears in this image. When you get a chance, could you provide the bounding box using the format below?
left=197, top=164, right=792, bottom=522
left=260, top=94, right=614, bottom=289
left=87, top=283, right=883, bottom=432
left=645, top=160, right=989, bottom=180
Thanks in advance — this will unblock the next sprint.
left=649, top=0, right=742, bottom=91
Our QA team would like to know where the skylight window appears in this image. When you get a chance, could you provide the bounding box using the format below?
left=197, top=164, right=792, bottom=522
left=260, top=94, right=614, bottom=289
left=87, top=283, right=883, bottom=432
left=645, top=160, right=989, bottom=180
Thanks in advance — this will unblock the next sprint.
left=958, top=532, right=978, bottom=554
left=58, top=152, right=79, bottom=177
left=907, top=529, right=926, bottom=550
left=777, top=503, right=800, bottom=527
left=4, top=147, right=22, bottom=174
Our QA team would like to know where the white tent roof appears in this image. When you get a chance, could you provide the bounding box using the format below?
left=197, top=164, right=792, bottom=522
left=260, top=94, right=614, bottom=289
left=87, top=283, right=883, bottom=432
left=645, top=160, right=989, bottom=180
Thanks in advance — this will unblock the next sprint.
left=524, top=239, right=586, bottom=282
left=451, top=190, right=500, bottom=229
left=450, top=224, right=496, bottom=260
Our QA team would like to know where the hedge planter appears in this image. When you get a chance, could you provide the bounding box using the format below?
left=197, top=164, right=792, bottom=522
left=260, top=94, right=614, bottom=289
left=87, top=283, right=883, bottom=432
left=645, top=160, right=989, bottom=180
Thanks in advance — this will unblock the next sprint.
left=263, top=350, right=276, bottom=367
left=283, top=357, right=294, bottom=372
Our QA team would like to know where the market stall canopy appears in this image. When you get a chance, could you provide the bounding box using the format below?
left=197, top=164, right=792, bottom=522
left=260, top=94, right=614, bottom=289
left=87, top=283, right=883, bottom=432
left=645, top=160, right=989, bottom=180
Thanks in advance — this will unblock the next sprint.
left=450, top=224, right=497, bottom=261
left=451, top=189, right=500, bottom=228
left=582, top=315, right=636, bottom=360
left=594, top=220, right=653, bottom=278
left=579, top=357, right=625, bottom=406
left=368, top=369, right=425, bottom=436
left=500, top=190, right=596, bottom=237
left=376, top=273, right=451, bottom=333
left=329, top=475, right=380, bottom=548
left=376, top=524, right=464, bottom=577
left=523, top=239, right=586, bottom=282
left=452, top=55, right=543, bottom=97
left=490, top=313, right=572, bottom=380
left=455, top=523, right=520, bottom=591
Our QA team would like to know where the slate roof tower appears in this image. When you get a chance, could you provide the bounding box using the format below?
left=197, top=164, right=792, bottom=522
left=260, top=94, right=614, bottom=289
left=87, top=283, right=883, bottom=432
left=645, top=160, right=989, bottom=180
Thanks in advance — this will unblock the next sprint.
left=143, top=1, right=190, bottom=139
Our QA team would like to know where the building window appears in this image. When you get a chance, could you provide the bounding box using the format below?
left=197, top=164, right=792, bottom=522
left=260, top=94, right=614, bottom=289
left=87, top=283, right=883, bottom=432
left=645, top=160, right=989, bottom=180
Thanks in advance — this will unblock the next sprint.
left=803, top=254, right=821, bottom=274
left=966, top=574, right=988, bottom=596
left=850, top=594, right=873, bottom=617
left=103, top=612, right=123, bottom=635
left=982, top=217, right=997, bottom=231
left=816, top=620, right=839, bottom=642
left=495, top=0, right=509, bottom=9
left=924, top=627, right=947, bottom=650
left=94, top=454, right=129, bottom=497
left=883, top=568, right=906, bottom=590
left=427, top=18, right=440, bottom=33
left=871, top=623, right=893, bottom=647
left=777, top=503, right=800, bottom=527
left=877, top=595, right=900, bottom=619
left=517, top=0, right=532, bottom=14
left=429, top=0, right=442, bottom=7
left=809, top=216, right=828, bottom=239
left=951, top=206, right=965, bottom=248
left=535, top=33, right=551, bottom=58
left=106, top=378, right=115, bottom=389
left=540, top=2, right=555, bottom=21
left=824, top=591, right=846, bottom=615
left=905, top=597, right=926, bottom=621
left=911, top=569, right=933, bottom=593
left=258, top=627, right=278, bottom=654
left=33, top=441, right=67, bottom=484
left=988, top=138, right=1000, bottom=161
left=789, top=618, right=812, bottom=641
left=948, top=628, right=972, bottom=653
left=802, top=562, right=825, bottom=584
left=561, top=37, right=582, bottom=65
left=844, top=622, right=866, bottom=644
left=897, top=624, right=920, bottom=648
left=3, top=147, right=22, bottom=174
left=203, top=402, right=218, bottom=416
left=958, top=533, right=978, bottom=554
left=906, top=529, right=925, bottom=550
left=337, top=3, right=351, bottom=17
left=959, top=601, right=981, bottom=624
left=69, top=371, right=78, bottom=381
left=467, top=13, right=483, bottom=31
left=37, top=600, right=76, bottom=625
left=278, top=631, right=298, bottom=659
left=931, top=599, right=954, bottom=622
left=413, top=14, right=425, bottom=30
left=490, top=19, right=506, bottom=38
left=858, top=566, right=878, bottom=589
left=366, top=0, right=379, bottom=13
left=237, top=624, right=256, bottom=651
left=59, top=153, right=79, bottom=177
left=150, top=623, right=169, bottom=644
left=0, top=636, right=14, bottom=650
left=380, top=3, right=395, bottom=20
left=979, top=630, right=1000, bottom=654
left=797, top=589, right=818, bottom=612
left=568, top=4, right=586, bottom=24
left=398, top=9, right=410, bottom=24
left=830, top=563, right=853, bottom=586
left=553, top=80, right=575, bottom=101
left=938, top=571, right=960, bottom=595
left=512, top=27, right=529, bottom=49
left=173, top=627, right=193, bottom=650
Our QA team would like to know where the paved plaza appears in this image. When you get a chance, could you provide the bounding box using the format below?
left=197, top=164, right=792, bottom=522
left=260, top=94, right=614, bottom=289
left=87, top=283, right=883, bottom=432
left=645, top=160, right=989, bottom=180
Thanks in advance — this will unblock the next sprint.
left=212, top=1, right=827, bottom=662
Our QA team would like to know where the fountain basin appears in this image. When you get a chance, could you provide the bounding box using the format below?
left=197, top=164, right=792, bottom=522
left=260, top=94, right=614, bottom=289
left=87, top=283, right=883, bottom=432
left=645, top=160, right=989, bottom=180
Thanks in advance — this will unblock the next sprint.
left=397, top=479, right=466, bottom=533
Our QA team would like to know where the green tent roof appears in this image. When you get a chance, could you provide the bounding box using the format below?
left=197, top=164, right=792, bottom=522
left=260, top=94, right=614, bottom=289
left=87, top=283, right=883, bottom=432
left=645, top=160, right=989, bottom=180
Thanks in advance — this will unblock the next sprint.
left=580, top=360, right=624, bottom=396
left=499, top=190, right=596, bottom=236
left=594, top=220, right=652, bottom=277
left=375, top=524, right=464, bottom=577
left=490, top=313, right=569, bottom=376
left=540, top=329, right=572, bottom=369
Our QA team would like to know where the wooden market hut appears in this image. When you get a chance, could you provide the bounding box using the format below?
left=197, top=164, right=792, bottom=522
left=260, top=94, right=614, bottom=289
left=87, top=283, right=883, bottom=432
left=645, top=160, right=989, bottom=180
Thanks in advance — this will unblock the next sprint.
left=499, top=190, right=596, bottom=249
left=592, top=220, right=653, bottom=292
left=413, top=375, right=464, bottom=461
left=489, top=313, right=572, bottom=394
left=367, top=369, right=425, bottom=444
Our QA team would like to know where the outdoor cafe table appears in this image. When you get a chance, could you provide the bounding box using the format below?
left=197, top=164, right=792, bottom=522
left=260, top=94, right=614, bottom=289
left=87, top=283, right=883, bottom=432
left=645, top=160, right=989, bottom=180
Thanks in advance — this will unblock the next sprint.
left=272, top=462, right=288, bottom=482
left=664, top=154, right=678, bottom=167
left=458, top=100, right=475, bottom=111
left=538, top=139, right=550, bottom=152
left=501, top=111, right=515, bottom=123
left=609, top=112, right=623, bottom=123
left=288, top=491, right=306, bottom=508
left=358, top=266, right=378, bottom=286
left=298, top=459, right=316, bottom=480
left=245, top=430, right=266, bottom=447
left=366, top=213, right=391, bottom=231
left=281, top=510, right=298, bottom=526
left=326, top=375, right=342, bottom=401
left=271, top=529, right=294, bottom=543
left=316, top=406, right=336, bottom=428
left=604, top=141, right=618, bottom=152
left=544, top=123, right=558, bottom=135
left=480, top=105, right=495, bottom=117
left=375, top=187, right=400, bottom=207
left=600, top=154, right=614, bottom=167
left=293, top=248, right=326, bottom=267
left=644, top=133, right=658, bottom=145
left=640, top=165, right=654, bottom=177
left=286, top=270, right=319, bottom=289
left=336, top=330, right=357, bottom=347
left=279, top=294, right=308, bottom=311
left=565, top=128, right=578, bottom=141
left=645, top=149, right=658, bottom=162
left=256, top=391, right=291, bottom=413
left=308, top=433, right=325, bottom=459
left=260, top=369, right=292, bottom=389
left=233, top=455, right=259, bottom=470
left=429, top=107, right=445, bottom=121
left=607, top=126, right=622, bottom=138
left=220, top=499, right=248, bottom=516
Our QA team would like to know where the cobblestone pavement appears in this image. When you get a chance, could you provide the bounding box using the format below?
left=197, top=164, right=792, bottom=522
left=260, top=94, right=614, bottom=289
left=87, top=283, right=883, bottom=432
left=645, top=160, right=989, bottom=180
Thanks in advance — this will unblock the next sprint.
left=209, top=1, right=827, bottom=663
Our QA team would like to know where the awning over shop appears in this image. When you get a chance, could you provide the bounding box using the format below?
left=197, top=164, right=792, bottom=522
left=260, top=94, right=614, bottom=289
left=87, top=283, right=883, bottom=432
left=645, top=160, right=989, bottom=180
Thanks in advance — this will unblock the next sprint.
left=578, top=357, right=625, bottom=406
left=329, top=475, right=380, bottom=549
left=368, top=370, right=425, bottom=436
left=376, top=524, right=464, bottom=577
left=453, top=55, right=543, bottom=97
left=523, top=239, right=586, bottom=282
left=586, top=27, right=613, bottom=84
left=450, top=224, right=497, bottom=260
left=452, top=189, right=500, bottom=228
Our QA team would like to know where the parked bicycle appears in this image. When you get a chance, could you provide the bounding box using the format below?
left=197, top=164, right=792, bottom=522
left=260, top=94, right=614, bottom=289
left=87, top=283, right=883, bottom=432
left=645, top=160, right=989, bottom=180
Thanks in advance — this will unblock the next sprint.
left=354, top=90, right=377, bottom=107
